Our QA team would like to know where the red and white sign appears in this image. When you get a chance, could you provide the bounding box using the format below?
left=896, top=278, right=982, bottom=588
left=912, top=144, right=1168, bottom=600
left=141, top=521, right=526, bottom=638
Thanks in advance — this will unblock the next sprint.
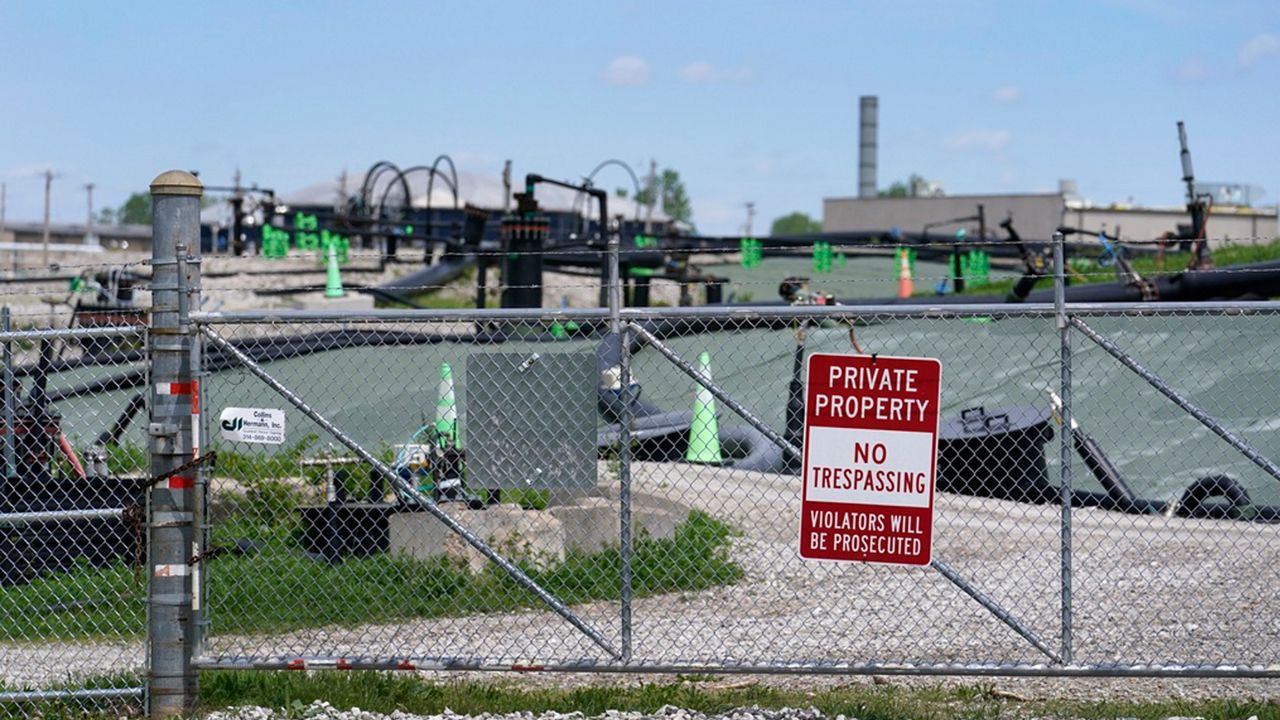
left=799, top=353, right=942, bottom=566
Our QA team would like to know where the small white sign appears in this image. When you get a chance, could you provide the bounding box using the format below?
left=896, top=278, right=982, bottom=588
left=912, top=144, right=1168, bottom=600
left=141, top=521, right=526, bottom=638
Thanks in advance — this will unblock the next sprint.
left=219, top=407, right=286, bottom=445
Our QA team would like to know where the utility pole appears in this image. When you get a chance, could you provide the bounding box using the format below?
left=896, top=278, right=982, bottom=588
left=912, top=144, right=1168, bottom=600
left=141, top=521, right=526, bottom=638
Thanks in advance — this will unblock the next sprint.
left=84, top=182, right=97, bottom=245
left=1, top=182, right=8, bottom=274
left=41, top=169, right=53, bottom=270
left=745, top=201, right=756, bottom=237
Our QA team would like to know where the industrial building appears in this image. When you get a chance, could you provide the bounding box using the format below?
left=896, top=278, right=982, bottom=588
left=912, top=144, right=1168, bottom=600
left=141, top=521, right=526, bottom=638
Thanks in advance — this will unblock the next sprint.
left=825, top=96, right=1278, bottom=247
left=823, top=189, right=1278, bottom=247
left=1, top=221, right=151, bottom=253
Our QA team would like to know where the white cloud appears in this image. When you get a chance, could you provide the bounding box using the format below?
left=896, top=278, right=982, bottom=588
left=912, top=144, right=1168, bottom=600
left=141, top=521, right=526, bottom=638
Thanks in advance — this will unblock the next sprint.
left=992, top=86, right=1020, bottom=103
left=1175, top=57, right=1210, bottom=81
left=943, top=129, right=1011, bottom=153
left=603, top=55, right=649, bottom=86
left=679, top=62, right=751, bottom=83
left=1239, top=33, right=1280, bottom=68
left=680, top=62, right=715, bottom=82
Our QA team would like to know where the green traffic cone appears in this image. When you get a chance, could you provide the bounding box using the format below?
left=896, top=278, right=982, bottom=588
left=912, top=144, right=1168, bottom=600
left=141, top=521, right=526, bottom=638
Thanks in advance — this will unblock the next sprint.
left=324, top=243, right=344, bottom=298
left=686, top=351, right=722, bottom=463
left=436, top=362, right=457, bottom=446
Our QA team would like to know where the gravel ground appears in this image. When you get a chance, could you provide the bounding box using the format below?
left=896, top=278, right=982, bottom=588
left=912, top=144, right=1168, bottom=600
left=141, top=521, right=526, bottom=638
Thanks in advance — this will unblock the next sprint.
left=204, top=704, right=843, bottom=720
left=5, top=463, right=1278, bottom=705
left=199, top=697, right=1271, bottom=720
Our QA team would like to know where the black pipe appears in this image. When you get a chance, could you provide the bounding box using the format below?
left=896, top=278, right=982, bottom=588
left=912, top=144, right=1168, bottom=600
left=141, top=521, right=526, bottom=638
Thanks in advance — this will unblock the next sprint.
left=28, top=339, right=54, bottom=407
left=97, top=393, right=146, bottom=446
left=524, top=173, right=610, bottom=305
left=1073, top=431, right=1145, bottom=514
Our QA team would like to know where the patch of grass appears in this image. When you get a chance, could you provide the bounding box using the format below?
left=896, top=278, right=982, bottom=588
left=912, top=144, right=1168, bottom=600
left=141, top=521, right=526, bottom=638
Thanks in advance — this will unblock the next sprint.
left=0, top=558, right=145, bottom=641
left=0, top=510, right=740, bottom=641
left=949, top=237, right=1280, bottom=298
left=194, top=673, right=1280, bottom=720
left=499, top=487, right=551, bottom=510
left=206, top=508, right=739, bottom=636
left=0, top=671, right=143, bottom=720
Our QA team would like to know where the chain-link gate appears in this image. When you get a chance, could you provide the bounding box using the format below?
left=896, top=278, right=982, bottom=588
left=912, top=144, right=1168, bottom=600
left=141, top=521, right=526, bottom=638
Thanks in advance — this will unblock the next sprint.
left=192, top=310, right=628, bottom=670
left=185, top=300, right=1280, bottom=678
left=0, top=322, right=151, bottom=712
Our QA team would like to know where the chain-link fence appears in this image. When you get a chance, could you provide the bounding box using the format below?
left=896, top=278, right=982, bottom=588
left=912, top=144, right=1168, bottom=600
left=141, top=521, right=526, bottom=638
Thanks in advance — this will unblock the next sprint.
left=0, top=322, right=150, bottom=712
left=181, top=299, right=1280, bottom=677
left=5, top=207, right=1280, bottom=717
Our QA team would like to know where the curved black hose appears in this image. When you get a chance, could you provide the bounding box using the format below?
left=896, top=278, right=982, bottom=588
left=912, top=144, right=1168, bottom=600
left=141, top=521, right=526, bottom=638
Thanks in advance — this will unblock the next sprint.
left=375, top=169, right=415, bottom=223
left=428, top=155, right=460, bottom=212
left=359, top=161, right=401, bottom=213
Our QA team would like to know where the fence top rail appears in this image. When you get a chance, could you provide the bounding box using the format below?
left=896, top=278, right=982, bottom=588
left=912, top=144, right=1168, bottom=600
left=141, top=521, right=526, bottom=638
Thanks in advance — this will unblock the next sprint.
left=190, top=300, right=1280, bottom=325
left=617, top=300, right=1280, bottom=319
left=0, top=324, right=146, bottom=342
left=191, top=307, right=614, bottom=324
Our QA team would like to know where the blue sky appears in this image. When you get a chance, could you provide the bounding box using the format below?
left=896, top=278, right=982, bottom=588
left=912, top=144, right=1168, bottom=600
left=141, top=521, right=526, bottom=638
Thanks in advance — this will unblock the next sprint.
left=2, top=1, right=1277, bottom=235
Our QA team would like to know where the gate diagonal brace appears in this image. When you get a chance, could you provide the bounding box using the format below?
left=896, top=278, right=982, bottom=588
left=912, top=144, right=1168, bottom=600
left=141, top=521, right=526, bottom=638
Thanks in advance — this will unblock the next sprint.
left=931, top=559, right=1062, bottom=664
left=628, top=322, right=802, bottom=460
left=198, top=325, right=622, bottom=661
left=629, top=322, right=1062, bottom=664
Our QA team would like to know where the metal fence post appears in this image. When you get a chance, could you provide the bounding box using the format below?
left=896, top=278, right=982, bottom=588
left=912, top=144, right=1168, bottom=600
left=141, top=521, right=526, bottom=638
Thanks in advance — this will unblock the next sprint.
left=2, top=307, right=15, bottom=480
left=1053, top=230, right=1074, bottom=664
left=608, top=229, right=634, bottom=662
left=147, top=170, right=203, bottom=717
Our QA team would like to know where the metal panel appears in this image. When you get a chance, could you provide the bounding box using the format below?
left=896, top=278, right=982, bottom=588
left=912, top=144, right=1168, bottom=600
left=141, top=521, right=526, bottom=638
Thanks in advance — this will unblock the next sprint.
left=466, top=351, right=598, bottom=494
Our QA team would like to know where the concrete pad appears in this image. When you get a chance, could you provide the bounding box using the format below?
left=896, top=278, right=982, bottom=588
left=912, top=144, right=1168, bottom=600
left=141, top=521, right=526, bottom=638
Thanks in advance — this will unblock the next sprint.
left=633, top=506, right=680, bottom=542
left=388, top=510, right=452, bottom=562
left=391, top=504, right=566, bottom=573
left=389, top=492, right=691, bottom=573
left=548, top=496, right=616, bottom=554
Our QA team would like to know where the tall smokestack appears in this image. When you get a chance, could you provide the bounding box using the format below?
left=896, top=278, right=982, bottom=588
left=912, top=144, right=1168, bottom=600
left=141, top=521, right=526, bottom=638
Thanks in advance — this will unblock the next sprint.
left=858, top=95, right=878, bottom=198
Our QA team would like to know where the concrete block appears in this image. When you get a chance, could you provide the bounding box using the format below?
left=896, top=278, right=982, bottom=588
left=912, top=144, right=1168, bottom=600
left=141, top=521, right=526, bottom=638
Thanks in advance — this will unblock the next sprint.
left=388, top=511, right=452, bottom=562
left=439, top=504, right=566, bottom=573
left=634, top=506, right=680, bottom=542
left=389, top=493, right=689, bottom=573
left=549, top=496, right=617, bottom=554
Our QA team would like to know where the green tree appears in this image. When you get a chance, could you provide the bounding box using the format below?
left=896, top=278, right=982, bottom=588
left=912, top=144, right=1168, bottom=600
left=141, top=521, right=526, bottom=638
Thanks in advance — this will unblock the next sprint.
left=656, top=168, right=693, bottom=228
left=633, top=168, right=694, bottom=228
left=116, top=192, right=152, bottom=225
left=879, top=174, right=926, bottom=198
left=109, top=191, right=224, bottom=225
left=770, top=212, right=822, bottom=236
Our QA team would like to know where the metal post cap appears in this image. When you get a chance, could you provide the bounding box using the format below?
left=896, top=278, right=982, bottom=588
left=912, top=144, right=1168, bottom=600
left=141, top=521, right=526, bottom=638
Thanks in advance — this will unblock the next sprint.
left=149, top=170, right=203, bottom=197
